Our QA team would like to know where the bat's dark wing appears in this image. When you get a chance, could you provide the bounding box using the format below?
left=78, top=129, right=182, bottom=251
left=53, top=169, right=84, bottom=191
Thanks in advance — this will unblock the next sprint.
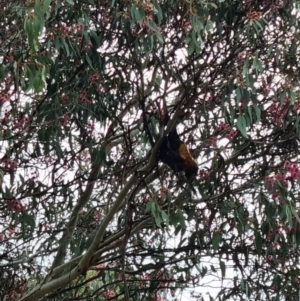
left=158, top=128, right=186, bottom=172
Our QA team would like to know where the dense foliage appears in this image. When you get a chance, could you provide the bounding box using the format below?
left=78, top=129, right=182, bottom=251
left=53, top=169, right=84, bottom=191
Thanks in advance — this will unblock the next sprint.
left=1, top=0, right=300, bottom=300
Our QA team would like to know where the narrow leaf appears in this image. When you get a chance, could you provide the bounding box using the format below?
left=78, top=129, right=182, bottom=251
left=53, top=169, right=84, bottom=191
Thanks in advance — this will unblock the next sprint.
left=237, top=115, right=247, bottom=137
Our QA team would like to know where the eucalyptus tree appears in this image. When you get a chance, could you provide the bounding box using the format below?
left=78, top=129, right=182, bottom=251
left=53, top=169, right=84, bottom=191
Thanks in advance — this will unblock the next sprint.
left=1, top=1, right=300, bottom=301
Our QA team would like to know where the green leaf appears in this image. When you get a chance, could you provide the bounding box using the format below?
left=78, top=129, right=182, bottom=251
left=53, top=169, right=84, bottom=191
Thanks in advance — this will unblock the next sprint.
left=161, top=210, right=169, bottom=226
left=91, top=147, right=106, bottom=164
left=291, top=206, right=300, bottom=224
left=177, top=209, right=186, bottom=229
left=237, top=115, right=247, bottom=137
left=212, top=231, right=222, bottom=250
left=246, top=74, right=254, bottom=88
left=33, top=16, right=43, bottom=37
left=154, top=3, right=163, bottom=24
left=130, top=5, right=143, bottom=22
left=153, top=210, right=163, bottom=227
left=0, top=65, right=5, bottom=81
left=247, top=106, right=252, bottom=124
left=220, top=260, right=226, bottom=278
left=22, top=213, right=36, bottom=238
left=208, top=3, right=218, bottom=9
left=24, top=13, right=43, bottom=52
left=254, top=104, right=261, bottom=122
left=236, top=87, right=242, bottom=102
left=155, top=31, right=163, bottom=44
left=255, top=231, right=262, bottom=255
left=41, top=65, right=46, bottom=87
left=242, top=57, right=249, bottom=75
left=286, top=205, right=292, bottom=225
left=62, top=39, right=70, bottom=56
left=188, top=40, right=195, bottom=55
left=54, top=140, right=63, bottom=158
left=254, top=20, right=264, bottom=30
left=24, top=18, right=34, bottom=47
left=42, top=0, right=51, bottom=13
left=85, top=54, right=94, bottom=69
